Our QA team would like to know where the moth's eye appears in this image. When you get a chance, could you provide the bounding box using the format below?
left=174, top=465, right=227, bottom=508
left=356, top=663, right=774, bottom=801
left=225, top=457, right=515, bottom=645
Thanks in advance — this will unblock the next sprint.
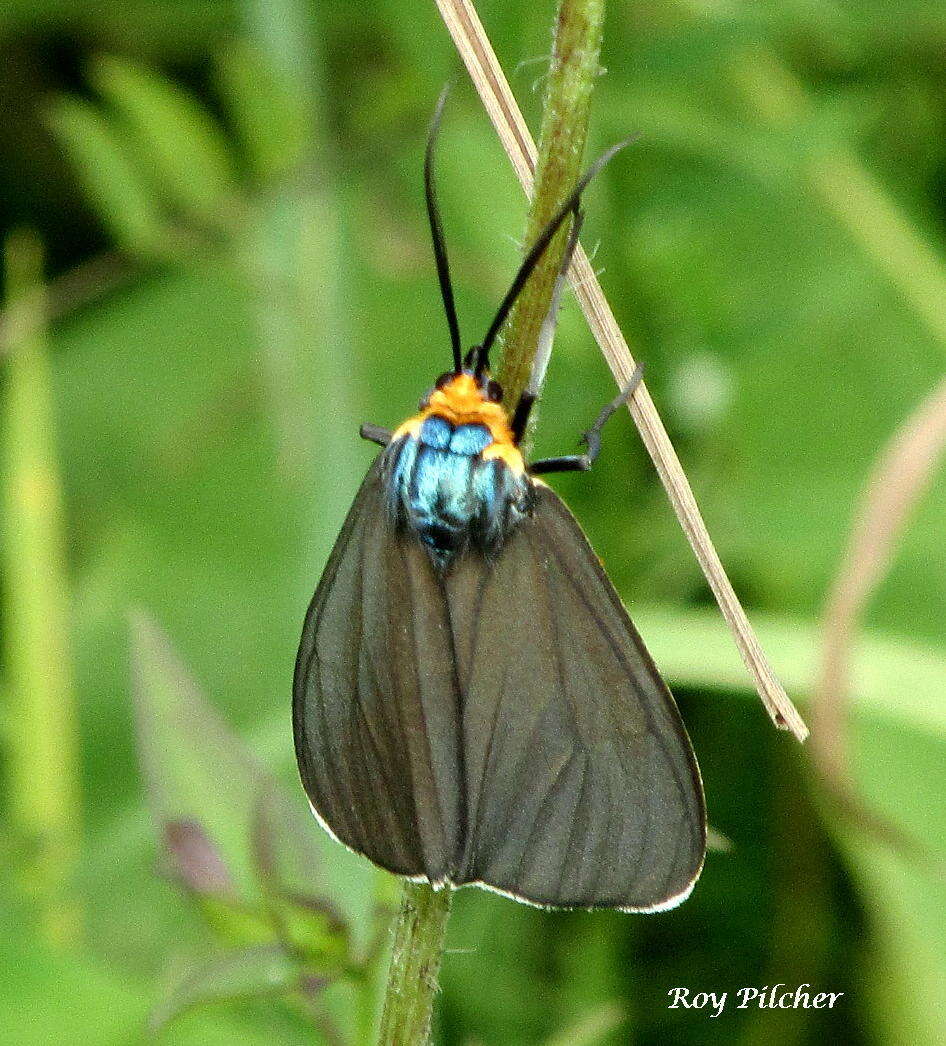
left=486, top=380, right=503, bottom=403
left=434, top=372, right=454, bottom=390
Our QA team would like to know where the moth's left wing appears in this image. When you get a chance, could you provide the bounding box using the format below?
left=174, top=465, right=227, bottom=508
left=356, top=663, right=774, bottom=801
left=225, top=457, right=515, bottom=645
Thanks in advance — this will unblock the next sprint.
left=293, top=462, right=462, bottom=884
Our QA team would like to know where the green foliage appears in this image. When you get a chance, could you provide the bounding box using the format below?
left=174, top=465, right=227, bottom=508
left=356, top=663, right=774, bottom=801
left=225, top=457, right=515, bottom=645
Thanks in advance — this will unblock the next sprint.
left=148, top=944, right=304, bottom=1033
left=3, top=0, right=946, bottom=1043
left=46, top=97, right=176, bottom=260
left=131, top=612, right=379, bottom=1035
left=88, top=55, right=239, bottom=232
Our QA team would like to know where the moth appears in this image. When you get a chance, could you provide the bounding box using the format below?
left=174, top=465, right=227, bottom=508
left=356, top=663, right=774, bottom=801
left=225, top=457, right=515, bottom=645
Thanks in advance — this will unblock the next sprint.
left=293, top=97, right=705, bottom=911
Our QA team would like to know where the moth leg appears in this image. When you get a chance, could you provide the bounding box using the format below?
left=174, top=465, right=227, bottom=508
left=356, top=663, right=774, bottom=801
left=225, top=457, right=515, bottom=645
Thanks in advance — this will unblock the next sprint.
left=510, top=391, right=536, bottom=448
left=528, top=362, right=644, bottom=475
left=360, top=423, right=392, bottom=447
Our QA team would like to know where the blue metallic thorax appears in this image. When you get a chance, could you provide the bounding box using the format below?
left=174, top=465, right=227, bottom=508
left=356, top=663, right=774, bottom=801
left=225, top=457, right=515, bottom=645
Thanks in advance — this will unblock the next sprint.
left=383, top=415, right=533, bottom=569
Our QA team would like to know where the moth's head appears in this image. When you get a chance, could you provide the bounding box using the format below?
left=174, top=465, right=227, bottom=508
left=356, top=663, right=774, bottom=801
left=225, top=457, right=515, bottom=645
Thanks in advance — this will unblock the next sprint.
left=419, top=366, right=503, bottom=413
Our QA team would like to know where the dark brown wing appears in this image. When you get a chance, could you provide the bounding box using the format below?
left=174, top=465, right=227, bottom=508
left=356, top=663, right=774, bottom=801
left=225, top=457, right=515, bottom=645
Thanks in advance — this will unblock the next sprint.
left=293, top=462, right=462, bottom=884
left=443, top=484, right=705, bottom=910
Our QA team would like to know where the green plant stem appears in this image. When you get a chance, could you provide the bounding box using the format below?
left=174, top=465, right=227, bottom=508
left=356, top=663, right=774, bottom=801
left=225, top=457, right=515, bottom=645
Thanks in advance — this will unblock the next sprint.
left=2, top=230, right=81, bottom=946
left=377, top=882, right=452, bottom=1045
left=497, top=0, right=605, bottom=425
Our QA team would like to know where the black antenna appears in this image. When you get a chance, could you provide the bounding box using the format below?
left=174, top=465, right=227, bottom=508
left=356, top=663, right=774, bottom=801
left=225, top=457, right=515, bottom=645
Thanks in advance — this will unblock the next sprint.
left=425, top=85, right=462, bottom=373
left=475, top=137, right=637, bottom=376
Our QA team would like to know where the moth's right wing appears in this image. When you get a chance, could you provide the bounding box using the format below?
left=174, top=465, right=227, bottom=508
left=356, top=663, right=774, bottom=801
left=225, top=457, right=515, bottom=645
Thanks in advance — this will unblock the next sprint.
left=293, top=462, right=462, bottom=884
left=444, top=485, right=705, bottom=911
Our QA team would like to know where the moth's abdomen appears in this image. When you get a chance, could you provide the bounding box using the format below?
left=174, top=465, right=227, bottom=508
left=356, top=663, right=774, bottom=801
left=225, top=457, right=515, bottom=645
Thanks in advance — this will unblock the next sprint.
left=385, top=414, right=531, bottom=567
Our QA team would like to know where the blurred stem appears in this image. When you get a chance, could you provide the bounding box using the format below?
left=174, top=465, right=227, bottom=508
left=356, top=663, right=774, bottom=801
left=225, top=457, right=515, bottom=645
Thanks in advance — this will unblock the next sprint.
left=242, top=0, right=318, bottom=114
left=377, top=882, right=452, bottom=1046
left=544, top=1001, right=625, bottom=1046
left=551, top=914, right=624, bottom=1040
left=497, top=0, right=604, bottom=427
left=1, top=230, right=81, bottom=946
left=239, top=0, right=360, bottom=511
left=730, top=48, right=946, bottom=353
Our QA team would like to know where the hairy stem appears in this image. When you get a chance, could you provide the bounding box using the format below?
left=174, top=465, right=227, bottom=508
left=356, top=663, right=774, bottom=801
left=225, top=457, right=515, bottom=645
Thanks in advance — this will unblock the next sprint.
left=377, top=882, right=452, bottom=1045
left=496, top=0, right=604, bottom=422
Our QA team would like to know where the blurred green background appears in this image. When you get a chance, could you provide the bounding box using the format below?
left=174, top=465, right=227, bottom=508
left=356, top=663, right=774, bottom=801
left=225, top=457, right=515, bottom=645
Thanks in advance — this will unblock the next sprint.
left=2, top=0, right=946, bottom=1043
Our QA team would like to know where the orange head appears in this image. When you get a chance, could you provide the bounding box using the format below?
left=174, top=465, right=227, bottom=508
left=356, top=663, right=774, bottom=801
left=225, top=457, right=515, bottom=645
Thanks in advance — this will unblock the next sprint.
left=391, top=370, right=525, bottom=473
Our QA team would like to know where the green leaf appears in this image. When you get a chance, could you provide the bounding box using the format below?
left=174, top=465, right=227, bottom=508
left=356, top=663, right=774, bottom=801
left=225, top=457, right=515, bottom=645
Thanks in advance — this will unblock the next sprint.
left=45, top=97, right=174, bottom=260
left=632, top=606, right=946, bottom=739
left=149, top=944, right=303, bottom=1033
left=250, top=791, right=350, bottom=962
left=129, top=610, right=323, bottom=908
left=90, top=54, right=239, bottom=230
left=54, top=255, right=377, bottom=953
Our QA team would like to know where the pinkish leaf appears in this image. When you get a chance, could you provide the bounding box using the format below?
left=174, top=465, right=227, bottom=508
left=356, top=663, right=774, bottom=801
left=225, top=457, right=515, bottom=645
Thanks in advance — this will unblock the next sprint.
left=163, top=819, right=236, bottom=897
